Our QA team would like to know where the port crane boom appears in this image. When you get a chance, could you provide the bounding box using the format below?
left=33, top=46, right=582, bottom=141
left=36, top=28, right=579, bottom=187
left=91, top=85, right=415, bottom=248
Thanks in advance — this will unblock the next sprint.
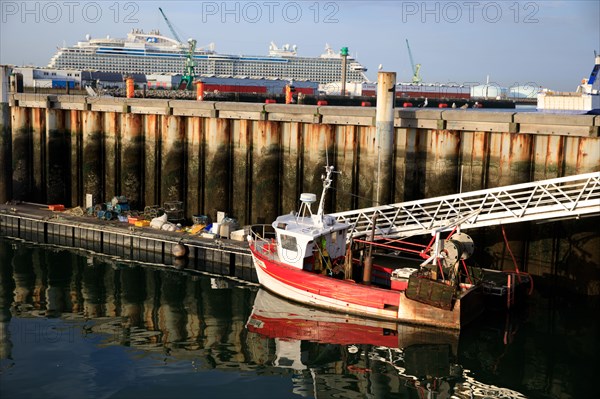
left=405, top=39, right=422, bottom=84
left=159, top=7, right=183, bottom=44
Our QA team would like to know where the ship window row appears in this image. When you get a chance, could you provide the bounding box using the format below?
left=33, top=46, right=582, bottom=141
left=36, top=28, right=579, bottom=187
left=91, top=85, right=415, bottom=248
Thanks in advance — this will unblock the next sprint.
left=54, top=61, right=354, bottom=83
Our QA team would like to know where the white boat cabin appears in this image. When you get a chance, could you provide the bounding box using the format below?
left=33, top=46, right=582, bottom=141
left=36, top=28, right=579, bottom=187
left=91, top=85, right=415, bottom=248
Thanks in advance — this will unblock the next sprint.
left=272, top=192, right=349, bottom=271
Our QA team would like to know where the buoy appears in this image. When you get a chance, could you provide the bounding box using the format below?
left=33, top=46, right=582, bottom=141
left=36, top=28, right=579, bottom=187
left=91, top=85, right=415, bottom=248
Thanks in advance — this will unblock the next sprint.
left=438, top=103, right=448, bottom=108
left=361, top=101, right=371, bottom=107
left=403, top=102, right=413, bottom=108
left=317, top=100, right=328, bottom=106
left=172, top=244, right=187, bottom=258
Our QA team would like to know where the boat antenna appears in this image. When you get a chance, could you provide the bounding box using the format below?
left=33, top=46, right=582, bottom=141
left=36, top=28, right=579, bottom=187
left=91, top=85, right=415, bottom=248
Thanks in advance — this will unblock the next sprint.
left=316, top=165, right=335, bottom=218
left=316, top=132, right=340, bottom=219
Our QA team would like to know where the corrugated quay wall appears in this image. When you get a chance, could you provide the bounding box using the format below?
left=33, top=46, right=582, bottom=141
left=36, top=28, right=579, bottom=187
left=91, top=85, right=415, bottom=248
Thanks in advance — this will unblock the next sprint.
left=1, top=94, right=599, bottom=291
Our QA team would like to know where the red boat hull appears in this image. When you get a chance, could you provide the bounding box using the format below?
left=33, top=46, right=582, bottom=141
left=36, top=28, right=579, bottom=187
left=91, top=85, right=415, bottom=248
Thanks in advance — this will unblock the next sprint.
left=249, top=243, right=484, bottom=330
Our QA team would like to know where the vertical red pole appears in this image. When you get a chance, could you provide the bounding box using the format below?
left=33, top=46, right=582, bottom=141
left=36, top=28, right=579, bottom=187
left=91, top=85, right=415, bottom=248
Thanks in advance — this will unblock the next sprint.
left=126, top=78, right=134, bottom=98
left=196, top=81, right=205, bottom=101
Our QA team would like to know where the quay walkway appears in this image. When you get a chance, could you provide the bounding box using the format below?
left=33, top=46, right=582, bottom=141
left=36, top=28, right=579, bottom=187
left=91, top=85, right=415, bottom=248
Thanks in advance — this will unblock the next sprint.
left=0, top=202, right=256, bottom=283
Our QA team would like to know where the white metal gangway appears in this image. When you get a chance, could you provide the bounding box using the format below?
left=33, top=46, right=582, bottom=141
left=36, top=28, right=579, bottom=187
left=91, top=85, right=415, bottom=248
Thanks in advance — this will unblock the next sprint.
left=331, top=171, right=600, bottom=239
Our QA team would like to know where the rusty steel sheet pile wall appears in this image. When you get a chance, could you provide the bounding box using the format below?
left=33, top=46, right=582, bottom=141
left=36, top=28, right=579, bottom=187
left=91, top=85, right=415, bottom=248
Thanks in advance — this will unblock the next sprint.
left=2, top=94, right=600, bottom=289
left=3, top=94, right=599, bottom=220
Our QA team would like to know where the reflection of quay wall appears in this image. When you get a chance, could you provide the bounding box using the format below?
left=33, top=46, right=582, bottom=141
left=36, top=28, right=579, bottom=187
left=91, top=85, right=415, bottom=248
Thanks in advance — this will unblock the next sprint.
left=1, top=94, right=599, bottom=287
left=0, top=241, right=587, bottom=397
left=3, top=244, right=253, bottom=364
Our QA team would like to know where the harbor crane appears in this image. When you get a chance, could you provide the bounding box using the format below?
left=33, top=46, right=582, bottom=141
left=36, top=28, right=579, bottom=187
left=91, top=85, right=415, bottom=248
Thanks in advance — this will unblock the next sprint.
left=405, top=39, right=422, bottom=84
left=178, top=38, right=197, bottom=90
left=159, top=7, right=196, bottom=90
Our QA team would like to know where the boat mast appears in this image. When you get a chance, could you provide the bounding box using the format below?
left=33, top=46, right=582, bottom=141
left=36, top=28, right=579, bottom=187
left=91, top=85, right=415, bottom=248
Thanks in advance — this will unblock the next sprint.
left=316, top=165, right=335, bottom=220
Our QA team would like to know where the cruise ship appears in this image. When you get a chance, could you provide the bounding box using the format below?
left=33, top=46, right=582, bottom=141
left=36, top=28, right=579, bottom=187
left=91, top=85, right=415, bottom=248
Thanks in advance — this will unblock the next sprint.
left=48, top=29, right=369, bottom=84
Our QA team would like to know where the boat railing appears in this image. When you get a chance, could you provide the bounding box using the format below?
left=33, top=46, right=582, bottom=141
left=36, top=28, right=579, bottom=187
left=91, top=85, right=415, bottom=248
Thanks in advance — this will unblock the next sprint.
left=249, top=224, right=278, bottom=259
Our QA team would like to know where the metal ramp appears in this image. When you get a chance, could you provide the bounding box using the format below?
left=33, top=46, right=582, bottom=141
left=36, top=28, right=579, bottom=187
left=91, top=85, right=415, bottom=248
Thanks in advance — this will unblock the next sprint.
left=332, top=172, right=600, bottom=239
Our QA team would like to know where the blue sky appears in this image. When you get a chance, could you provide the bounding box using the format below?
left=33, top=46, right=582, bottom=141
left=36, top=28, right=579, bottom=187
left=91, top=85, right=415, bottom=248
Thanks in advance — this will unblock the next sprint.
left=1, top=0, right=598, bottom=91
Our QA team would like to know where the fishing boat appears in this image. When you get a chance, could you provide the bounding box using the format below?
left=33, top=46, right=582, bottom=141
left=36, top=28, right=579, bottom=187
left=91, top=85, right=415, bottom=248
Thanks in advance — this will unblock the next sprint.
left=247, top=166, right=485, bottom=330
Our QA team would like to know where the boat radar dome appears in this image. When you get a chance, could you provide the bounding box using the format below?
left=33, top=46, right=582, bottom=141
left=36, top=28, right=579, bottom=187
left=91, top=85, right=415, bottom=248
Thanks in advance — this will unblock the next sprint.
left=300, top=193, right=317, bottom=204
left=298, top=193, right=317, bottom=218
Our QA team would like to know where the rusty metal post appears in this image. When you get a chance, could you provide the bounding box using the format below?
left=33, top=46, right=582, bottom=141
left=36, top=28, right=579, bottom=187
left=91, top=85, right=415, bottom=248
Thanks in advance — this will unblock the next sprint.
left=231, top=119, right=252, bottom=224
left=143, top=114, right=160, bottom=208
left=45, top=108, right=68, bottom=204
left=362, top=213, right=377, bottom=285
left=11, top=105, right=31, bottom=201
left=0, top=65, right=11, bottom=203
left=196, top=81, right=205, bottom=101
left=251, top=121, right=280, bottom=224
left=203, top=117, right=230, bottom=222
left=67, top=110, right=82, bottom=206
left=126, top=78, right=134, bottom=98
left=185, top=116, right=203, bottom=219
left=31, top=107, right=45, bottom=203
left=82, top=110, right=104, bottom=206
left=375, top=71, right=396, bottom=205
left=120, top=113, right=143, bottom=208
left=161, top=115, right=184, bottom=204
left=103, top=112, right=119, bottom=200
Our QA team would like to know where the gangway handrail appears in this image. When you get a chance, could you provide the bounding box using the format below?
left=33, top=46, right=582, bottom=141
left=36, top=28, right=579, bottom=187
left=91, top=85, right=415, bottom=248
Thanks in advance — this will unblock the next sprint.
left=331, top=171, right=600, bottom=239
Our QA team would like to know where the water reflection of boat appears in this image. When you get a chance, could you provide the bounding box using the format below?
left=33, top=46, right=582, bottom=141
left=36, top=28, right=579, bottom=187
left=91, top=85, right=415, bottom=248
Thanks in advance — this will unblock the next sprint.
left=245, top=289, right=528, bottom=398
left=247, top=289, right=459, bottom=351
left=246, top=289, right=463, bottom=396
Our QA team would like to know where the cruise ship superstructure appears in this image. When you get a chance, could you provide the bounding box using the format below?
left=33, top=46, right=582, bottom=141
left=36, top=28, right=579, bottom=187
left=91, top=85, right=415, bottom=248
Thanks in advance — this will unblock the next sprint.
left=48, top=29, right=369, bottom=84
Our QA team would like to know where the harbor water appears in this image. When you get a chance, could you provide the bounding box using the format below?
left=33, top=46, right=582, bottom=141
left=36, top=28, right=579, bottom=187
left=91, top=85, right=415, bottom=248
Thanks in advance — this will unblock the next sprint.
left=0, top=237, right=598, bottom=399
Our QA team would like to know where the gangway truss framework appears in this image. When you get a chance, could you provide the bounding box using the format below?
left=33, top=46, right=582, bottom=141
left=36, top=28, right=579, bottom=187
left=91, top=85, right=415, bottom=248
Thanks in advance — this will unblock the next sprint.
left=331, top=172, right=600, bottom=239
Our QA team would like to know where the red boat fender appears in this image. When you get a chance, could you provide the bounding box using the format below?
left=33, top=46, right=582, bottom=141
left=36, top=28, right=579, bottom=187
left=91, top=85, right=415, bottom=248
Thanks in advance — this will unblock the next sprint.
left=438, top=103, right=448, bottom=108
left=361, top=101, right=371, bottom=107
left=317, top=100, right=328, bottom=106
left=403, top=102, right=413, bottom=108
left=265, top=99, right=276, bottom=104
